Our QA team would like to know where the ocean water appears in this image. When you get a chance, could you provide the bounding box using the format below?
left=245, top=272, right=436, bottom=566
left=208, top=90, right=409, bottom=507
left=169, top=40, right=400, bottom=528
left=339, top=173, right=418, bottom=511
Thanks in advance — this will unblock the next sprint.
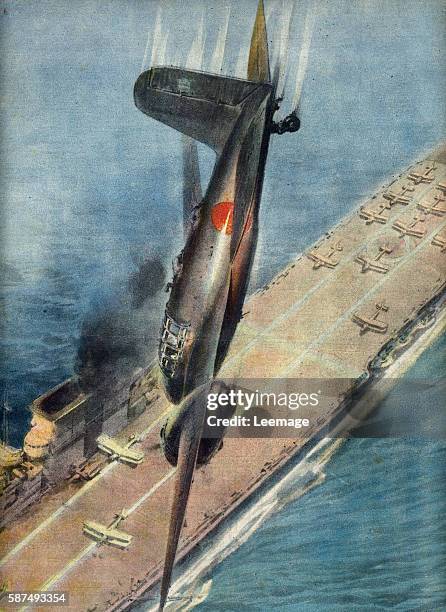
left=0, top=1, right=445, bottom=609
left=195, top=334, right=446, bottom=611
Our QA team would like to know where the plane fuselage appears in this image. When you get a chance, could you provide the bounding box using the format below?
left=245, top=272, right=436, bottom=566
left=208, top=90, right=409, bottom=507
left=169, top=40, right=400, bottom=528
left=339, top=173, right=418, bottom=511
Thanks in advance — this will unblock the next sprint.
left=159, top=81, right=275, bottom=402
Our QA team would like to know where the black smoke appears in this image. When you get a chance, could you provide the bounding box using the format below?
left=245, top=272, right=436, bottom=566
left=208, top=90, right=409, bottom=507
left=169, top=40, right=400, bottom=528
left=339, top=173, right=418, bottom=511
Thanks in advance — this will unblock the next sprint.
left=75, top=256, right=166, bottom=396
left=127, top=257, right=165, bottom=309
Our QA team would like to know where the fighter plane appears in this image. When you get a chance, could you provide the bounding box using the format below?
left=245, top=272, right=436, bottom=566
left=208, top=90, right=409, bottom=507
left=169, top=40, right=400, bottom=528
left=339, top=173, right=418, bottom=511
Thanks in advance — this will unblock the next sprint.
left=135, top=1, right=300, bottom=405
left=392, top=212, right=427, bottom=238
left=307, top=241, right=343, bottom=269
left=432, top=227, right=446, bottom=252
left=418, top=192, right=446, bottom=216
left=355, top=244, right=393, bottom=274
left=134, top=2, right=302, bottom=608
left=359, top=202, right=389, bottom=225
left=352, top=302, right=389, bottom=334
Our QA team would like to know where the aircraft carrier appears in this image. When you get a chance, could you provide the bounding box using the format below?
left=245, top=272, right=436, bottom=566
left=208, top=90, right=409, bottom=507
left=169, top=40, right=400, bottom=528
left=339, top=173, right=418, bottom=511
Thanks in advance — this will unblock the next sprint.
left=0, top=145, right=445, bottom=611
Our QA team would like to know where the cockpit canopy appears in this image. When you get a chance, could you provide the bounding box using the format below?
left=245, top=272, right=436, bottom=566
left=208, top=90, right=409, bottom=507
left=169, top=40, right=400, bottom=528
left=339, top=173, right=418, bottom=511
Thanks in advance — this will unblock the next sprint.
left=158, top=311, right=189, bottom=378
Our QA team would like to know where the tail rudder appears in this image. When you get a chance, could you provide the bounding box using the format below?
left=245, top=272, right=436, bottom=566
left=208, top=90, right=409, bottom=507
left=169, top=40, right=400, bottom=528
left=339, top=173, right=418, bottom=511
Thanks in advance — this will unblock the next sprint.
left=135, top=2, right=273, bottom=153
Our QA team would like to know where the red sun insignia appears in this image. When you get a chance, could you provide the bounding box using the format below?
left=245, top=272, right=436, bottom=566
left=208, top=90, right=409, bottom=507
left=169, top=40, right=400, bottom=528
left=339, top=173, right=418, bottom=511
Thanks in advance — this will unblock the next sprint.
left=211, top=201, right=234, bottom=235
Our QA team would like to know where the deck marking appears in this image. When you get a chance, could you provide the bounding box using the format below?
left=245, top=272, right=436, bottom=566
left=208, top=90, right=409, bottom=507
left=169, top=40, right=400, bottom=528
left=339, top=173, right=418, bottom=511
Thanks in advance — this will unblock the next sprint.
left=0, top=406, right=171, bottom=567
left=221, top=174, right=444, bottom=373
left=281, top=218, right=446, bottom=376
left=20, top=468, right=176, bottom=608
left=0, top=461, right=113, bottom=568
left=306, top=353, right=362, bottom=378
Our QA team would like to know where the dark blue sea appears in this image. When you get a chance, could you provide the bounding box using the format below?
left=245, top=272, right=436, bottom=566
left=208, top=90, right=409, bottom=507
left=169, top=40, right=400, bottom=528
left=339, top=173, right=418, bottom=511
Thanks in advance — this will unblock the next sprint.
left=1, top=1, right=445, bottom=609
left=195, top=334, right=446, bottom=611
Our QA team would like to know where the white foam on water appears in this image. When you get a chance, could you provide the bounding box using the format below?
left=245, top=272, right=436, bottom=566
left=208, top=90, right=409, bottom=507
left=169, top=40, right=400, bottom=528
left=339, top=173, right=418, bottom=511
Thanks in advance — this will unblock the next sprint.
left=147, top=436, right=338, bottom=611
left=173, top=579, right=213, bottom=612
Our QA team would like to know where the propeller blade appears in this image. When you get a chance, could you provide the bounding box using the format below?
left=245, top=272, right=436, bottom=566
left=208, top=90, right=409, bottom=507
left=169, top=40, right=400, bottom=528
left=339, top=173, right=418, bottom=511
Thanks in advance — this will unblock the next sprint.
left=158, top=400, right=206, bottom=611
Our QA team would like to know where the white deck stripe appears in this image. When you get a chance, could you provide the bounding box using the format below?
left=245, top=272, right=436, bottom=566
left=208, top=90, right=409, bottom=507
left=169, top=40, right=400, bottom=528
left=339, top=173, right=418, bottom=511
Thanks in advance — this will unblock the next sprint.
left=0, top=408, right=170, bottom=567
left=19, top=468, right=176, bottom=609
left=221, top=175, right=442, bottom=373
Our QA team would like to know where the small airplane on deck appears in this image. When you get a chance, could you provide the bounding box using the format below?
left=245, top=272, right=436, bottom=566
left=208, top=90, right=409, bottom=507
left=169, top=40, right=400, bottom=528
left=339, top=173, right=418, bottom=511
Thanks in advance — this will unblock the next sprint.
left=82, top=509, right=132, bottom=549
left=133, top=1, right=304, bottom=608
left=96, top=434, right=144, bottom=466
left=392, top=212, right=427, bottom=238
left=432, top=227, right=446, bottom=252
left=418, top=192, right=446, bottom=216
left=307, top=241, right=343, bottom=269
left=383, top=184, right=414, bottom=206
left=355, top=244, right=393, bottom=274
left=352, top=302, right=389, bottom=334
left=407, top=164, right=435, bottom=185
left=359, top=202, right=389, bottom=225
left=437, top=181, right=446, bottom=193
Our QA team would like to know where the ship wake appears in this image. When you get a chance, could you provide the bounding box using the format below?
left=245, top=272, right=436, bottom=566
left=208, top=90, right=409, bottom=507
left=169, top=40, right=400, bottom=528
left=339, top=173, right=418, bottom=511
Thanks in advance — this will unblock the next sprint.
left=147, top=436, right=341, bottom=611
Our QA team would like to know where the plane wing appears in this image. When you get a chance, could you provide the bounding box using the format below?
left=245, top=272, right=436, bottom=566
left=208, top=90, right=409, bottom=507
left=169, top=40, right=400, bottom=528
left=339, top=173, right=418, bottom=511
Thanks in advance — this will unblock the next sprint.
left=83, top=520, right=132, bottom=548
left=96, top=434, right=144, bottom=465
